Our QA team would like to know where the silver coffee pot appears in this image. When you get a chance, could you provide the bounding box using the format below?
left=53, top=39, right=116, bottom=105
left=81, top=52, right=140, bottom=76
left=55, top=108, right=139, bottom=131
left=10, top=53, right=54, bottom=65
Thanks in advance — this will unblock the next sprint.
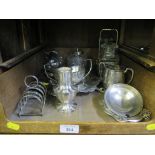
left=100, top=64, right=134, bottom=88
left=53, top=67, right=77, bottom=112
left=67, top=48, right=92, bottom=85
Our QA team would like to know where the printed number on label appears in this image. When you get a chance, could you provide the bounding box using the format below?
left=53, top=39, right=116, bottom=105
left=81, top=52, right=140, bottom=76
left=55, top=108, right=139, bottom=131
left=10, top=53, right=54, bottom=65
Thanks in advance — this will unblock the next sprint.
left=60, top=125, right=79, bottom=133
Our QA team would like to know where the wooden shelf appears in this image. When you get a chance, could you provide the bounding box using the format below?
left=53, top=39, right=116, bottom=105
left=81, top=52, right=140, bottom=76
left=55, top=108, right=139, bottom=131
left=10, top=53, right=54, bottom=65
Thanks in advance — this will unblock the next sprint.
left=10, top=92, right=115, bottom=122
left=0, top=92, right=155, bottom=134
left=0, top=47, right=155, bottom=134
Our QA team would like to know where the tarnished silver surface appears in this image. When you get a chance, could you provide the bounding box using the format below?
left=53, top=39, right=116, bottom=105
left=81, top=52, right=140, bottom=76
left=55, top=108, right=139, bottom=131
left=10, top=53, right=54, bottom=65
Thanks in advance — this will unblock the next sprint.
left=68, top=48, right=92, bottom=88
left=104, top=84, right=143, bottom=118
left=100, top=64, right=134, bottom=88
left=54, top=67, right=77, bottom=112
left=71, top=65, right=85, bottom=84
left=104, top=103, right=151, bottom=122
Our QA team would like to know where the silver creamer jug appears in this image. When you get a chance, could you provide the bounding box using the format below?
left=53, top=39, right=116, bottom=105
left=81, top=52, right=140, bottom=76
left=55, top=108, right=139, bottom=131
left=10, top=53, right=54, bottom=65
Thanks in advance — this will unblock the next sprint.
left=100, top=64, right=134, bottom=89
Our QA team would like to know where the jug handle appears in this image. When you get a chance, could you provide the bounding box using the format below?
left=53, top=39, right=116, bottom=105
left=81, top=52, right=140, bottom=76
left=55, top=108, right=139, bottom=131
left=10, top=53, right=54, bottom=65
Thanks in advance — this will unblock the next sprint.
left=43, top=65, right=58, bottom=86
left=124, top=68, right=134, bottom=84
left=99, top=62, right=106, bottom=79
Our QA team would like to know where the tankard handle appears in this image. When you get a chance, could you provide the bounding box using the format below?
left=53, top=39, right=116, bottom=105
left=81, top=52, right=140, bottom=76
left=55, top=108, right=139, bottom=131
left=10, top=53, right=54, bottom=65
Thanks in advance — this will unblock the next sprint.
left=124, top=68, right=134, bottom=84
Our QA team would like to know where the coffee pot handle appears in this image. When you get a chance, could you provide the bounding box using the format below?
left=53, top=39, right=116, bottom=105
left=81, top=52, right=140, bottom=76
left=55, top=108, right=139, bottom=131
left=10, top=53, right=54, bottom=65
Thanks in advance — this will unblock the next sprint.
left=74, top=59, right=92, bottom=86
left=83, top=59, right=92, bottom=79
left=124, top=68, right=134, bottom=84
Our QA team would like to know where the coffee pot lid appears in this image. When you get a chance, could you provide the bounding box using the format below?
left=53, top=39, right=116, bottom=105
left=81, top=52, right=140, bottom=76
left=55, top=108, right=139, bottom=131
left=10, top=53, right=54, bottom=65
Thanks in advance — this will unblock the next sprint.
left=74, top=48, right=83, bottom=55
left=68, top=48, right=85, bottom=66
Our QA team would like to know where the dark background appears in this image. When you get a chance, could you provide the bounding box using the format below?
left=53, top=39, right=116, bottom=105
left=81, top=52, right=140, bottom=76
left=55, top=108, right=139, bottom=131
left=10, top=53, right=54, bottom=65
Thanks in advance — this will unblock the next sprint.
left=0, top=19, right=154, bottom=62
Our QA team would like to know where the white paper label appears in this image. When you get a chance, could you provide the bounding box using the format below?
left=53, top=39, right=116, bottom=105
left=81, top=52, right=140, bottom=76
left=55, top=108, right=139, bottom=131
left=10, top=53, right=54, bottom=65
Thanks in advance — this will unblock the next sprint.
left=60, top=125, right=79, bottom=133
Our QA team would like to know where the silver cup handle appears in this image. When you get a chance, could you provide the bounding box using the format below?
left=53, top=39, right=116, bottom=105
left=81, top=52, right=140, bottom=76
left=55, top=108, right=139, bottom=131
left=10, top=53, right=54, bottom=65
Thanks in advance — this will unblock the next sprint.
left=124, top=68, right=134, bottom=84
